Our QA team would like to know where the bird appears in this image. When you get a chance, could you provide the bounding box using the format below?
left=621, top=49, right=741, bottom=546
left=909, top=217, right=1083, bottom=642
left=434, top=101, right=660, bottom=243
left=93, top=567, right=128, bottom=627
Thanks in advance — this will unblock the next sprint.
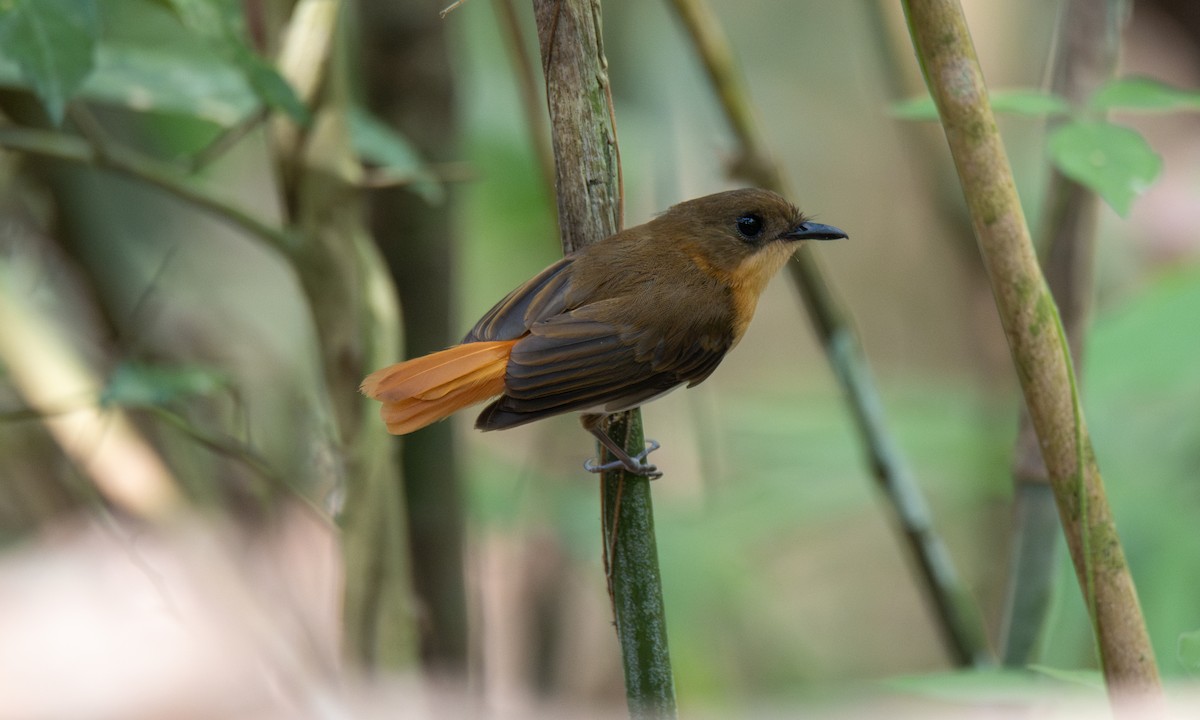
left=361, top=188, right=846, bottom=478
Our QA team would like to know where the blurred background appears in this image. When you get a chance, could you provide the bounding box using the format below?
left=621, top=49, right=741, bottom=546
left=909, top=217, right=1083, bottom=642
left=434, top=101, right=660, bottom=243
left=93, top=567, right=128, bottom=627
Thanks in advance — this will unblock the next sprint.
left=0, top=0, right=1198, bottom=717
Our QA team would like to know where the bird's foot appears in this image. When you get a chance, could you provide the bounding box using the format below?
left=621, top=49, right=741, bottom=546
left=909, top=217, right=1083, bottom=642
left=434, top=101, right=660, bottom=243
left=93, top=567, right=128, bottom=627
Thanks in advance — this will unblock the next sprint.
left=584, top=439, right=662, bottom=479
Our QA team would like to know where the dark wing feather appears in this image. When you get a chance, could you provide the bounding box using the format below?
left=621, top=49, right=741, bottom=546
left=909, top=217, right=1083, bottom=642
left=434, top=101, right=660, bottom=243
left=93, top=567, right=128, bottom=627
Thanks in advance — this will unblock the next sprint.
left=462, top=257, right=575, bottom=342
left=475, top=305, right=731, bottom=431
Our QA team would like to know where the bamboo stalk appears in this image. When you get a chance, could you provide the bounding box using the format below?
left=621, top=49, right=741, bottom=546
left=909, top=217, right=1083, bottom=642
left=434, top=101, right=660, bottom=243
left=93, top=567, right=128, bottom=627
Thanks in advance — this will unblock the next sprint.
left=902, top=0, right=1161, bottom=701
left=1000, top=0, right=1127, bottom=665
left=600, top=412, right=677, bottom=718
left=530, top=0, right=676, bottom=716
left=666, top=0, right=991, bottom=668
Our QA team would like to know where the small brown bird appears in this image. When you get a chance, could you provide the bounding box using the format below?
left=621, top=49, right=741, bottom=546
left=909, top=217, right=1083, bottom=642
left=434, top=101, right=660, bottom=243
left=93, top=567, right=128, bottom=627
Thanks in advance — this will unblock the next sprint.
left=361, top=188, right=845, bottom=478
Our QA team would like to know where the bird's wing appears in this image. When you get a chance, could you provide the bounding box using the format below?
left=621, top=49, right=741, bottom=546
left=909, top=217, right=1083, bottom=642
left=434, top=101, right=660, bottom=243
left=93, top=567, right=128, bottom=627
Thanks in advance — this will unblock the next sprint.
left=462, top=256, right=575, bottom=343
left=474, top=300, right=731, bottom=431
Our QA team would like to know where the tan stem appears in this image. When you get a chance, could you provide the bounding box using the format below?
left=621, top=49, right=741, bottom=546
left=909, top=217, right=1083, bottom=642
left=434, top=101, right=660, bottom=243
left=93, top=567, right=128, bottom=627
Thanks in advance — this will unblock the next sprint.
left=903, top=0, right=1161, bottom=700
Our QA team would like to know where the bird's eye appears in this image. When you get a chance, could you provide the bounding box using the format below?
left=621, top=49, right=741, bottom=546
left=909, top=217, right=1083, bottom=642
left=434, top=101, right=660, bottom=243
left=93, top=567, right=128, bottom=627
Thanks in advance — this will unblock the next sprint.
left=735, top=213, right=764, bottom=240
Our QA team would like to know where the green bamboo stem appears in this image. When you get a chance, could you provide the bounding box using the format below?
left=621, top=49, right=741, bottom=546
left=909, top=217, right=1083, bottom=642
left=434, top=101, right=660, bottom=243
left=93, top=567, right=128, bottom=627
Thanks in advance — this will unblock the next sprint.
left=530, top=0, right=676, bottom=716
left=999, top=0, right=1127, bottom=665
left=600, top=412, right=677, bottom=718
left=902, top=0, right=1161, bottom=700
left=666, top=0, right=991, bottom=668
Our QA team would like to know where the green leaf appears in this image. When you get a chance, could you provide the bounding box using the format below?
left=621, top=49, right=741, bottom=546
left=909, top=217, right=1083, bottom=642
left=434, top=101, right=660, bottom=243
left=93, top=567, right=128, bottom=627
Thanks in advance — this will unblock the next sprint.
left=159, top=0, right=242, bottom=39
left=101, top=362, right=230, bottom=409
left=990, top=89, right=1071, bottom=117
left=1090, top=77, right=1200, bottom=113
left=891, top=94, right=939, bottom=120
left=882, top=668, right=1100, bottom=703
left=892, top=89, right=1070, bottom=121
left=1026, top=665, right=1104, bottom=689
left=0, top=41, right=259, bottom=128
left=0, top=0, right=100, bottom=123
left=348, top=105, right=443, bottom=203
left=1178, top=630, right=1200, bottom=675
left=161, top=0, right=310, bottom=125
left=230, top=44, right=311, bottom=126
left=81, top=43, right=258, bottom=125
left=1047, top=120, right=1162, bottom=217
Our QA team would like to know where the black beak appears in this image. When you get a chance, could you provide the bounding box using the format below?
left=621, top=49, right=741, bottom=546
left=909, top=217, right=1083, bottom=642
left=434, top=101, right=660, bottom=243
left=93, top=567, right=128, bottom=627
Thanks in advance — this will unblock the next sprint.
left=783, top=221, right=847, bottom=241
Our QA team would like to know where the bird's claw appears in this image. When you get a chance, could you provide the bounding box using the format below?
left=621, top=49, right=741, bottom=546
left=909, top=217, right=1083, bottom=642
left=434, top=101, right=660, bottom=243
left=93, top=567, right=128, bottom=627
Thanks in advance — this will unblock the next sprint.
left=584, top=439, right=663, bottom=479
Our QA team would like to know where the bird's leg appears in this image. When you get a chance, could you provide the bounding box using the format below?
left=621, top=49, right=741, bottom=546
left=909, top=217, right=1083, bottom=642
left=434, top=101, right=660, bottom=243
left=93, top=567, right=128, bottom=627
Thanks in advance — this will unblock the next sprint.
left=580, top=413, right=662, bottom=479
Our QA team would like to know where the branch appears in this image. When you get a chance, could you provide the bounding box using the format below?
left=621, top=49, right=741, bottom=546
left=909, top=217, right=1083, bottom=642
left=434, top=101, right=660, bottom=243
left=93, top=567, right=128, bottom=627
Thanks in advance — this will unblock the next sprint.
left=0, top=125, right=295, bottom=252
left=495, top=0, right=558, bottom=197
left=902, top=0, right=1161, bottom=703
left=531, top=0, right=676, bottom=716
left=0, top=272, right=183, bottom=520
left=666, top=0, right=991, bottom=667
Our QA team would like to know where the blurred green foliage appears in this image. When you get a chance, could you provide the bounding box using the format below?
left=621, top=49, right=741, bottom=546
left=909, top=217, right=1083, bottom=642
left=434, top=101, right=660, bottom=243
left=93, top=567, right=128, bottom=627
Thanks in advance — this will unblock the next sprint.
left=892, top=89, right=1073, bottom=119
left=1091, top=76, right=1200, bottom=112
left=101, top=361, right=231, bottom=409
left=1047, top=119, right=1161, bottom=216
left=894, top=76, right=1200, bottom=217
left=0, top=0, right=100, bottom=123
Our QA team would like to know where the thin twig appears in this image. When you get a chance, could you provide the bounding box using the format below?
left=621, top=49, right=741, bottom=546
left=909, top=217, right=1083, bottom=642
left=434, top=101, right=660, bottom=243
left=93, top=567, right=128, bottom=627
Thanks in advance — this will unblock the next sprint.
left=145, top=405, right=334, bottom=525
left=0, top=282, right=184, bottom=520
left=493, top=0, right=557, bottom=195
left=440, top=0, right=469, bottom=18
left=665, top=0, right=992, bottom=668
left=0, top=125, right=295, bottom=253
left=189, top=108, right=271, bottom=171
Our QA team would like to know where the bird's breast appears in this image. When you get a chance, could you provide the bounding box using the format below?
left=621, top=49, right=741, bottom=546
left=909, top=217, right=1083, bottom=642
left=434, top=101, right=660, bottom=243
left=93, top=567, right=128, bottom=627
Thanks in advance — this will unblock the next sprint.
left=682, top=241, right=795, bottom=347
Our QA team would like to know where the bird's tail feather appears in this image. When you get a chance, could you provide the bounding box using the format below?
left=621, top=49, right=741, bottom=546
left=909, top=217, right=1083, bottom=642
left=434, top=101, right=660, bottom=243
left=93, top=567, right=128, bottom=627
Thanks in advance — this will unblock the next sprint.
left=361, top=340, right=517, bottom=435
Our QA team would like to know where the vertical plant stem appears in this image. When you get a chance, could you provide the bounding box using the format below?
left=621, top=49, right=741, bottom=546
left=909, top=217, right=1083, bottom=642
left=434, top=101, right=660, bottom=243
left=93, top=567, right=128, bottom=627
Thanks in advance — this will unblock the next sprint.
left=358, top=0, right=469, bottom=674
left=495, top=0, right=559, bottom=197
left=530, top=0, right=676, bottom=716
left=600, top=412, right=676, bottom=718
left=902, top=0, right=1161, bottom=701
left=666, top=0, right=991, bottom=667
left=1000, top=0, right=1127, bottom=665
left=278, top=0, right=418, bottom=669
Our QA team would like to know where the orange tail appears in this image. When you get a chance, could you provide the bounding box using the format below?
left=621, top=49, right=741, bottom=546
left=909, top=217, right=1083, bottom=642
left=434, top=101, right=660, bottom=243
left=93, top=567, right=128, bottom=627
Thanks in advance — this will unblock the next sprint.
left=360, top=340, right=518, bottom=435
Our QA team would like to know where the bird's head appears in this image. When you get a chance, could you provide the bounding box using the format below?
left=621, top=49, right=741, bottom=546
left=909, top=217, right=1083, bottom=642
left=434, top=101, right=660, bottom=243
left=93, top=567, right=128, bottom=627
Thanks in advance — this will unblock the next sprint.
left=656, top=188, right=846, bottom=293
